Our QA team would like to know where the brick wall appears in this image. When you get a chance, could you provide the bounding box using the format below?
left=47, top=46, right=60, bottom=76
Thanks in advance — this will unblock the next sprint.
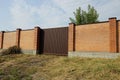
left=68, top=23, right=75, bottom=51
left=0, top=28, right=39, bottom=54
left=0, top=32, right=3, bottom=49
left=118, top=21, right=120, bottom=52
left=75, top=22, right=110, bottom=52
left=3, top=32, right=16, bottom=49
left=109, top=18, right=117, bottom=53
left=0, top=17, right=120, bottom=55
left=20, top=30, right=34, bottom=50
left=68, top=17, right=120, bottom=53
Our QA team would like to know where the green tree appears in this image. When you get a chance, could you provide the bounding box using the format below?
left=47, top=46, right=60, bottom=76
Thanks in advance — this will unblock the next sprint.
left=69, top=5, right=99, bottom=25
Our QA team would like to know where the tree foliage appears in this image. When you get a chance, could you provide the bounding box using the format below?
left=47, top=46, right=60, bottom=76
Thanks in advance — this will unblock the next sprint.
left=69, top=5, right=99, bottom=25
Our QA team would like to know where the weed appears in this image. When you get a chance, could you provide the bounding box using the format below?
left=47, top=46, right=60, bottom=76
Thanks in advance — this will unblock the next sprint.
left=0, top=46, right=21, bottom=56
left=0, top=54, right=120, bottom=80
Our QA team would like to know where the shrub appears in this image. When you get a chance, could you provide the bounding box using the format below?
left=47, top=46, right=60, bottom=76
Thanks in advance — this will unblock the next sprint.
left=0, top=46, right=22, bottom=56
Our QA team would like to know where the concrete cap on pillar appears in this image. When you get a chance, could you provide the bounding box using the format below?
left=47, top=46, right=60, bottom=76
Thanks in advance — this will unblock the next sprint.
left=109, top=17, right=117, bottom=20
left=16, top=28, right=21, bottom=30
left=1, top=31, right=5, bottom=33
left=69, top=23, right=76, bottom=26
left=69, top=22, right=75, bottom=25
left=34, top=26, right=40, bottom=29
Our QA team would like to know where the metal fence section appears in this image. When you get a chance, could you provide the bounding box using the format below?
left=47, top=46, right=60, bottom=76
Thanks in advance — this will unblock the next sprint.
left=39, top=27, right=68, bottom=55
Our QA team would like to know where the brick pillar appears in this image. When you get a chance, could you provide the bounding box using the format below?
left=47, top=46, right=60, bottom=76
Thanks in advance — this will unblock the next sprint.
left=34, top=26, right=40, bottom=54
left=16, top=28, right=21, bottom=47
left=0, top=31, right=4, bottom=49
left=68, top=23, right=76, bottom=52
left=109, top=17, right=117, bottom=53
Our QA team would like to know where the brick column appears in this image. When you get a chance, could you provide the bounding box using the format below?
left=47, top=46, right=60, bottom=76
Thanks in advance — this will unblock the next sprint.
left=0, top=31, right=4, bottom=49
left=16, top=28, right=21, bottom=47
left=109, top=17, right=117, bottom=53
left=68, top=23, right=76, bottom=52
left=34, top=26, right=40, bottom=54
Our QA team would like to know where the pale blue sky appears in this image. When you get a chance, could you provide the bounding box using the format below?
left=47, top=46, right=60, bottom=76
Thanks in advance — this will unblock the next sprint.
left=0, top=0, right=120, bottom=31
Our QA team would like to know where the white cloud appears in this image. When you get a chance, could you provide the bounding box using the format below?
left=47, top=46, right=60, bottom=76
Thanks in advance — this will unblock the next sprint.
left=10, top=0, right=37, bottom=29
left=10, top=0, right=69, bottom=29
left=53, top=0, right=120, bottom=21
left=33, top=2, right=68, bottom=28
left=96, top=0, right=120, bottom=21
left=10, top=0, right=120, bottom=30
left=53, top=0, right=92, bottom=17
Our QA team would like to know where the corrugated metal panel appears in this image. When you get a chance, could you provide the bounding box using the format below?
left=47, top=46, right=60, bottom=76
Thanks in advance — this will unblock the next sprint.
left=39, top=27, right=68, bottom=55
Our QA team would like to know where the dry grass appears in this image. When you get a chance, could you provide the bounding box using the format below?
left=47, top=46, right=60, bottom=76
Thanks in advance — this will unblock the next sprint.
left=0, top=54, right=120, bottom=80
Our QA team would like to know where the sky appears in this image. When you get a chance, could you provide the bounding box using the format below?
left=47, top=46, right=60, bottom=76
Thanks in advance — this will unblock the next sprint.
left=0, top=0, right=120, bottom=31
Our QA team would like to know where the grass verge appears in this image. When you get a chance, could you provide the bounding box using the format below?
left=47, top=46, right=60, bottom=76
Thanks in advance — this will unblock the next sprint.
left=0, top=54, right=120, bottom=80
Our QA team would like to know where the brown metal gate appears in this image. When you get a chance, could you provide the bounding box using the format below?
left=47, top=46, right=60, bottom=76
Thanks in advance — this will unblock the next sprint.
left=39, top=27, right=68, bottom=55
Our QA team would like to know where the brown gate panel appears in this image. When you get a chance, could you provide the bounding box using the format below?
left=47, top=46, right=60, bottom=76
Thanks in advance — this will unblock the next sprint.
left=39, top=27, right=68, bottom=55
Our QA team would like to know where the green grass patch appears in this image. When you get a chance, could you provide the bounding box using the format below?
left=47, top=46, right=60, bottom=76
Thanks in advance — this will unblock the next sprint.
left=0, top=54, right=120, bottom=80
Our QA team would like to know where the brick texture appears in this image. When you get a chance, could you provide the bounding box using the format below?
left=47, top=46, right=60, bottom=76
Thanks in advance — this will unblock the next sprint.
left=0, top=32, right=1, bottom=48
left=1, top=18, right=120, bottom=54
left=118, top=21, right=120, bottom=52
left=0, top=32, right=4, bottom=49
left=16, top=28, right=21, bottom=47
left=68, top=23, right=75, bottom=51
left=3, top=32, right=16, bottom=49
left=75, top=22, right=110, bottom=52
left=109, top=18, right=117, bottom=53
left=20, top=30, right=34, bottom=50
left=34, top=27, right=40, bottom=51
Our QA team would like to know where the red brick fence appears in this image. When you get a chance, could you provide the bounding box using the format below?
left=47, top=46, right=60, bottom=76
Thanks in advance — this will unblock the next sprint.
left=0, top=17, right=120, bottom=55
